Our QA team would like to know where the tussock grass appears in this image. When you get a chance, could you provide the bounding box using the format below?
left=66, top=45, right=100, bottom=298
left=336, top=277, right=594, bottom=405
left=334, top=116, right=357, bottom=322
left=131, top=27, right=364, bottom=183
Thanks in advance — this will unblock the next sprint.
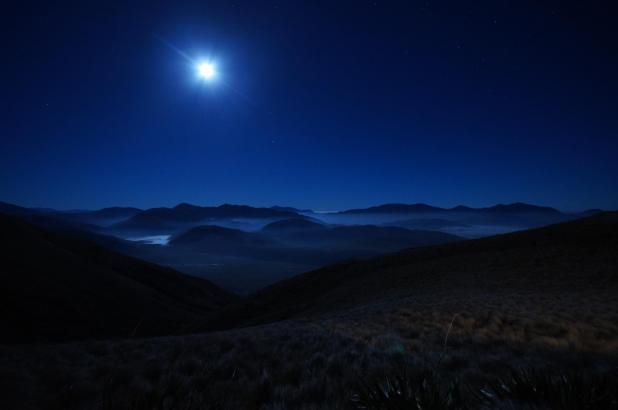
left=351, top=368, right=467, bottom=410
left=352, top=367, right=618, bottom=409
left=2, top=310, right=617, bottom=410
left=477, top=368, right=618, bottom=409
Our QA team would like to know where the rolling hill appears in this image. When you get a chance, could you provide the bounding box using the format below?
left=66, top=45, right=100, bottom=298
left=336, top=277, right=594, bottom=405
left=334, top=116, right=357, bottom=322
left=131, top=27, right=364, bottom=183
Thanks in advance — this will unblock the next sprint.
left=113, top=203, right=299, bottom=232
left=260, top=218, right=325, bottom=232
left=167, top=221, right=460, bottom=264
left=383, top=217, right=469, bottom=230
left=209, top=212, right=618, bottom=328
left=0, top=214, right=237, bottom=344
left=170, top=225, right=274, bottom=250
left=54, top=206, right=143, bottom=226
left=1, top=212, right=617, bottom=410
left=0, top=201, right=143, bottom=227
left=258, top=218, right=460, bottom=249
left=156, top=221, right=461, bottom=293
left=341, top=203, right=445, bottom=214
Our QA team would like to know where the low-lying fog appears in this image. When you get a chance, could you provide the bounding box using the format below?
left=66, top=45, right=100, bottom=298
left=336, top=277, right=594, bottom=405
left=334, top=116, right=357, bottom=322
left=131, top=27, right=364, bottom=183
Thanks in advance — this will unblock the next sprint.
left=109, top=213, right=544, bottom=293
left=126, top=235, right=171, bottom=245
left=304, top=212, right=524, bottom=237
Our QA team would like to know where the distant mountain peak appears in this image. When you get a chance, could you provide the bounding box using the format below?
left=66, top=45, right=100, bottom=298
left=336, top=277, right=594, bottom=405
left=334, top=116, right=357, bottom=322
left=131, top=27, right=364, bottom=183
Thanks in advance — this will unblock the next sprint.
left=270, top=205, right=313, bottom=213
left=0, top=201, right=35, bottom=215
left=218, top=203, right=251, bottom=210
left=339, top=202, right=565, bottom=216
left=98, top=206, right=141, bottom=211
left=484, top=202, right=561, bottom=214
left=176, top=224, right=244, bottom=237
left=173, top=202, right=200, bottom=210
left=451, top=205, right=474, bottom=211
left=170, top=224, right=271, bottom=248
left=261, top=218, right=324, bottom=232
left=341, top=203, right=444, bottom=214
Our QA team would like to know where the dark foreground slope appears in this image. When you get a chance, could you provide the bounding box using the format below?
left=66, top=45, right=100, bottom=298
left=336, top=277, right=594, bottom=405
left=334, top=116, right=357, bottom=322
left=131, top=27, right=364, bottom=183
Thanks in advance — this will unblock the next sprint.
left=1, top=214, right=617, bottom=410
left=0, top=214, right=236, bottom=344
left=211, top=212, right=618, bottom=327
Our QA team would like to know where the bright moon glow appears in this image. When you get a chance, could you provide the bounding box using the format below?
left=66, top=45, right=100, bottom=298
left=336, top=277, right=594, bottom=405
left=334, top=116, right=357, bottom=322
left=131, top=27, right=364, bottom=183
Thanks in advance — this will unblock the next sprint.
left=197, top=62, right=216, bottom=80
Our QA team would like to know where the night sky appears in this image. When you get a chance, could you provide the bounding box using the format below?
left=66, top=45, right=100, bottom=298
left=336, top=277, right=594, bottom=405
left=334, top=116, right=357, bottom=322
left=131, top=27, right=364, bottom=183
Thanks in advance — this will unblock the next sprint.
left=2, top=1, right=617, bottom=211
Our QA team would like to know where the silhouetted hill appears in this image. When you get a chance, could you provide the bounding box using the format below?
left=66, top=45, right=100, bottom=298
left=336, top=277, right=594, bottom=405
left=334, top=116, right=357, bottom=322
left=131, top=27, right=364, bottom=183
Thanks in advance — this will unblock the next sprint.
left=88, top=206, right=142, bottom=217
left=384, top=218, right=469, bottom=230
left=341, top=203, right=444, bottom=214
left=112, top=211, right=176, bottom=231
left=12, top=213, right=103, bottom=233
left=332, top=202, right=588, bottom=231
left=270, top=205, right=313, bottom=213
left=210, top=212, right=618, bottom=328
left=0, top=201, right=41, bottom=216
left=0, top=202, right=143, bottom=229
left=170, top=225, right=273, bottom=249
left=0, top=214, right=236, bottom=344
left=482, top=202, right=561, bottom=214
left=170, top=221, right=459, bottom=255
left=579, top=208, right=604, bottom=217
left=0, top=202, right=109, bottom=234
left=157, top=222, right=460, bottom=293
left=168, top=203, right=298, bottom=220
left=451, top=205, right=475, bottom=211
left=55, top=206, right=143, bottom=226
left=261, top=218, right=325, bottom=232
left=139, top=221, right=459, bottom=294
left=113, top=203, right=299, bottom=232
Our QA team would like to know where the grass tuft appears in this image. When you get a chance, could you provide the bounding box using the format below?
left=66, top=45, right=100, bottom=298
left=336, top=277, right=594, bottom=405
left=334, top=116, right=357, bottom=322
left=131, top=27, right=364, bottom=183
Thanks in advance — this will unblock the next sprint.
left=351, top=368, right=467, bottom=410
left=477, top=368, right=618, bottom=410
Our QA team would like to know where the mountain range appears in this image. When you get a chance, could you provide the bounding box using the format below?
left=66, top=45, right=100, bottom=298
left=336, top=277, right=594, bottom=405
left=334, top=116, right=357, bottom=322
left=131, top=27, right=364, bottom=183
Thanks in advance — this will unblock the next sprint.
left=0, top=200, right=606, bottom=293
left=2, top=206, right=615, bottom=343
left=340, top=202, right=565, bottom=215
left=2, top=200, right=600, bottom=231
left=111, top=203, right=298, bottom=233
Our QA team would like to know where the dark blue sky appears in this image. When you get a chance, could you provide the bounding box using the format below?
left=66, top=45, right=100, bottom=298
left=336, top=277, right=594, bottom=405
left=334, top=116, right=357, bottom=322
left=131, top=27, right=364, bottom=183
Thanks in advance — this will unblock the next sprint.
left=2, top=1, right=617, bottom=211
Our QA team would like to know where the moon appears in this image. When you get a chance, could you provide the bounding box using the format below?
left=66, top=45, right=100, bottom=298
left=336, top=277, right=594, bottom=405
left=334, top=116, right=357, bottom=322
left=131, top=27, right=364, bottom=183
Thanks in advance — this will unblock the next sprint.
left=197, top=62, right=216, bottom=80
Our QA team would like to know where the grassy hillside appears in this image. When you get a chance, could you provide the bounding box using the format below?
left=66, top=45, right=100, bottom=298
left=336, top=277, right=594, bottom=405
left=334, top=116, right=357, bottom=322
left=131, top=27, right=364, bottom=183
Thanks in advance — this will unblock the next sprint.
left=1, top=214, right=616, bottom=409
left=209, top=212, right=618, bottom=330
left=0, top=214, right=237, bottom=344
